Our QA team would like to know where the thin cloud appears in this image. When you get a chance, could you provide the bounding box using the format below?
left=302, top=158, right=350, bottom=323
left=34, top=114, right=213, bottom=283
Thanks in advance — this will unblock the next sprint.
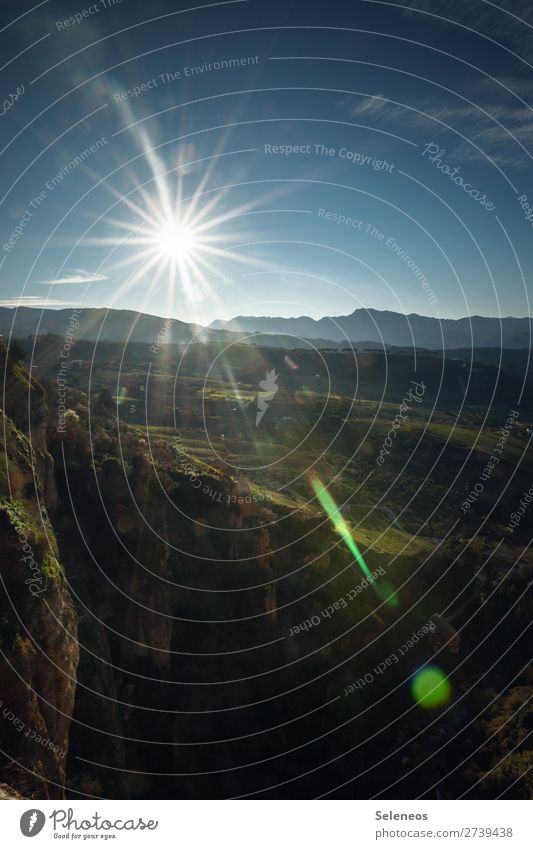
left=0, top=296, right=71, bottom=307
left=337, top=93, right=397, bottom=122
left=402, top=0, right=533, bottom=59
left=352, top=95, right=389, bottom=117
left=410, top=101, right=533, bottom=169
left=338, top=86, right=533, bottom=170
left=35, top=270, right=107, bottom=285
left=403, top=0, right=533, bottom=28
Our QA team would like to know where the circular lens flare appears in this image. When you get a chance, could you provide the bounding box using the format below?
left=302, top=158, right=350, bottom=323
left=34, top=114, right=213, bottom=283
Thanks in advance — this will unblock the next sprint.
left=411, top=666, right=451, bottom=710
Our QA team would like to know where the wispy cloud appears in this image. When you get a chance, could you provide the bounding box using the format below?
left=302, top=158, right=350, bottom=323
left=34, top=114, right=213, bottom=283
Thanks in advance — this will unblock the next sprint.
left=338, top=81, right=533, bottom=169
left=401, top=0, right=533, bottom=58
left=35, top=270, right=107, bottom=285
left=402, top=0, right=533, bottom=29
left=0, top=296, right=70, bottom=308
left=352, top=95, right=390, bottom=117
left=407, top=100, right=533, bottom=169
left=337, top=93, right=397, bottom=122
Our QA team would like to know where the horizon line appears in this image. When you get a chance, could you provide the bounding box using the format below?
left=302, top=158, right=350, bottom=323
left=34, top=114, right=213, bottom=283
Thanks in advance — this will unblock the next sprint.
left=0, top=305, right=531, bottom=323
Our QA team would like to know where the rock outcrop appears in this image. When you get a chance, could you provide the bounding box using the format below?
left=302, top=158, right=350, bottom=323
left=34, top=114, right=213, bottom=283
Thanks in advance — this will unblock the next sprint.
left=0, top=343, right=78, bottom=798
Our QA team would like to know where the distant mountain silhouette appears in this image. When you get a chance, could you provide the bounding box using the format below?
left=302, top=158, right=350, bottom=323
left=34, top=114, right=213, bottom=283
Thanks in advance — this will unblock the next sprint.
left=0, top=307, right=199, bottom=345
left=0, top=306, right=341, bottom=350
left=1, top=306, right=530, bottom=350
left=211, top=309, right=532, bottom=349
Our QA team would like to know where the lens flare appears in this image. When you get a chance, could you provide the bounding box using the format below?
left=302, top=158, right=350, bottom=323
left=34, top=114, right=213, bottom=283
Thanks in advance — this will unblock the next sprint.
left=311, top=477, right=399, bottom=606
left=311, top=477, right=373, bottom=580
left=411, top=666, right=452, bottom=709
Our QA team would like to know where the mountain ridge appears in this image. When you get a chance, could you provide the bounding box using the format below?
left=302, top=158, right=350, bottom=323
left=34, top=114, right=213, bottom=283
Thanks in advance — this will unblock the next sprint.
left=210, top=308, right=532, bottom=349
left=0, top=306, right=531, bottom=349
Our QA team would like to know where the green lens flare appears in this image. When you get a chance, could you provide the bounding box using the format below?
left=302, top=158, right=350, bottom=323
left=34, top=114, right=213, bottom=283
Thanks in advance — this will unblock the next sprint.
left=114, top=386, right=128, bottom=405
left=311, top=478, right=374, bottom=583
left=375, top=578, right=400, bottom=608
left=411, top=666, right=451, bottom=709
left=311, top=478, right=399, bottom=605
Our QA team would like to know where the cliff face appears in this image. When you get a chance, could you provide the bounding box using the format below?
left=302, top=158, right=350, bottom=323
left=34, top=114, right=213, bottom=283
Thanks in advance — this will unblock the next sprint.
left=0, top=345, right=78, bottom=798
left=1, top=347, right=301, bottom=798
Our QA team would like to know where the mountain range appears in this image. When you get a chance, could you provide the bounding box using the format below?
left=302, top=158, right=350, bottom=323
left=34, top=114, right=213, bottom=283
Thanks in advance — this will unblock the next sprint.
left=210, top=309, right=532, bottom=349
left=0, top=306, right=530, bottom=350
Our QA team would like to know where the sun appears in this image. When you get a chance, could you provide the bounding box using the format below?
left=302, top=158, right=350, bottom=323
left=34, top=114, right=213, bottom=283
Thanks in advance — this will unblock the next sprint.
left=87, top=126, right=274, bottom=313
left=155, top=220, right=197, bottom=261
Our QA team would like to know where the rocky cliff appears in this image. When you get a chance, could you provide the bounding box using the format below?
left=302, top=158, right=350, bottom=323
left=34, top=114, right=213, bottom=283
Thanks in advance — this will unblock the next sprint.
left=0, top=343, right=78, bottom=799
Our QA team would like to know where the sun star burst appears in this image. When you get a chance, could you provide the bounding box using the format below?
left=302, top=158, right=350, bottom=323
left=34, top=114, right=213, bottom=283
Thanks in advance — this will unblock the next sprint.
left=83, top=125, right=278, bottom=318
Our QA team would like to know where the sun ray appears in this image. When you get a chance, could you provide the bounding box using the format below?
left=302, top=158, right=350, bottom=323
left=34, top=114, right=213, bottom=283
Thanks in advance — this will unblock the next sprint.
left=80, top=120, right=290, bottom=314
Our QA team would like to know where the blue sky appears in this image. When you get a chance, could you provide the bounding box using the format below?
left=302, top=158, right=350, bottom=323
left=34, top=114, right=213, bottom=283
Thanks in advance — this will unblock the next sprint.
left=1, top=0, right=533, bottom=324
